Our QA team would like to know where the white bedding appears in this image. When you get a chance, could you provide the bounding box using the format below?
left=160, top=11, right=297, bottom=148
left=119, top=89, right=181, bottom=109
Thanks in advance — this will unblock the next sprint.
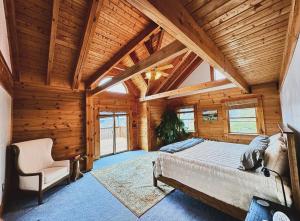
left=154, top=140, right=292, bottom=210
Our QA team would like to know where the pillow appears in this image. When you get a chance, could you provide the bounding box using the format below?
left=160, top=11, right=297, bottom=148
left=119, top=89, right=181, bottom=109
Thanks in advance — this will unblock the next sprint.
left=249, top=135, right=270, bottom=150
left=160, top=138, right=204, bottom=153
left=239, top=135, right=270, bottom=171
left=264, top=133, right=288, bottom=176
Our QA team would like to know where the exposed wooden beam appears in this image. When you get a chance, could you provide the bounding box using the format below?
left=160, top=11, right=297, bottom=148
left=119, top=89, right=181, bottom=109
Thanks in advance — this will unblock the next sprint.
left=47, top=0, right=60, bottom=85
left=140, top=79, right=231, bottom=101
left=166, top=53, right=199, bottom=91
left=169, top=57, right=203, bottom=90
left=128, top=0, right=249, bottom=93
left=153, top=51, right=190, bottom=93
left=124, top=80, right=140, bottom=97
left=86, top=22, right=159, bottom=87
left=155, top=29, right=164, bottom=51
left=89, top=40, right=187, bottom=96
left=144, top=29, right=166, bottom=95
left=4, top=0, right=20, bottom=81
left=280, top=0, right=300, bottom=89
left=129, top=51, right=140, bottom=64
left=72, top=0, right=103, bottom=90
left=210, top=66, right=214, bottom=81
left=144, top=37, right=155, bottom=55
left=129, top=51, right=148, bottom=88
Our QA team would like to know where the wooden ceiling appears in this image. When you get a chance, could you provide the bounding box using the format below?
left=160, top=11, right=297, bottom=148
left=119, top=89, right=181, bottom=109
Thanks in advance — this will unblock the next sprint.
left=180, top=0, right=291, bottom=85
left=9, top=0, right=292, bottom=97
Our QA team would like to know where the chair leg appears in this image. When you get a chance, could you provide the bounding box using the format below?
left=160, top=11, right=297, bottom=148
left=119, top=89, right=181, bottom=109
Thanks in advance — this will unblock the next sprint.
left=67, top=176, right=71, bottom=184
left=38, top=191, right=43, bottom=205
left=152, top=161, right=157, bottom=187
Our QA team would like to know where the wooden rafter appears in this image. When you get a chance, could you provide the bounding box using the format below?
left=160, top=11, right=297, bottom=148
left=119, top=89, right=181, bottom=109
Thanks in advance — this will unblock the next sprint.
left=155, top=29, right=164, bottom=51
left=144, top=29, right=165, bottom=95
left=128, top=0, right=249, bottom=93
left=72, top=0, right=103, bottom=90
left=140, top=79, right=231, bottom=101
left=129, top=51, right=140, bottom=64
left=4, top=0, right=20, bottom=81
left=144, top=37, right=155, bottom=55
left=280, top=0, right=300, bottom=88
left=168, top=57, right=203, bottom=90
left=89, top=40, right=188, bottom=96
left=124, top=80, right=140, bottom=97
left=129, top=51, right=148, bottom=88
left=153, top=51, right=190, bottom=93
left=165, top=52, right=199, bottom=91
left=86, top=22, right=159, bottom=88
left=47, top=0, right=60, bottom=85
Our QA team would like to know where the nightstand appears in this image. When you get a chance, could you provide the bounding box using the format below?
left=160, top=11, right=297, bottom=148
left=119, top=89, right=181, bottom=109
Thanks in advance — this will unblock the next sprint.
left=245, top=196, right=298, bottom=221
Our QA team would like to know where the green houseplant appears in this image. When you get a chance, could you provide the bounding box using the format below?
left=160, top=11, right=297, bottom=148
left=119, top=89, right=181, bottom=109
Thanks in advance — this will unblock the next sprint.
left=155, top=108, right=189, bottom=146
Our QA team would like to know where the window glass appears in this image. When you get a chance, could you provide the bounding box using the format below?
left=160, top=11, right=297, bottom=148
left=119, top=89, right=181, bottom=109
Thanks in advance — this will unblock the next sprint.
left=214, top=68, right=226, bottom=80
left=229, top=108, right=257, bottom=134
left=177, top=107, right=195, bottom=132
left=99, top=77, right=127, bottom=94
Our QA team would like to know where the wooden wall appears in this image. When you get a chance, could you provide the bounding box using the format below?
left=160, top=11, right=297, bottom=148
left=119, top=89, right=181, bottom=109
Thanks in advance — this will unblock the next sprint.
left=167, top=83, right=282, bottom=144
left=138, top=99, right=166, bottom=151
left=13, top=82, right=85, bottom=160
left=0, top=52, right=13, bottom=217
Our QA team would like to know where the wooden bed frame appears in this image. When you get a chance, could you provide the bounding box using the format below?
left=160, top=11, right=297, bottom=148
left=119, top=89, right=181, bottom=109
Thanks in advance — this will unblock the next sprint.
left=152, top=124, right=300, bottom=220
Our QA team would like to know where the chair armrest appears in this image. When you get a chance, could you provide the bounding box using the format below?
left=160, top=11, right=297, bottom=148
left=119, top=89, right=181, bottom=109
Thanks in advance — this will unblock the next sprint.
left=19, top=171, right=43, bottom=177
left=52, top=160, right=70, bottom=168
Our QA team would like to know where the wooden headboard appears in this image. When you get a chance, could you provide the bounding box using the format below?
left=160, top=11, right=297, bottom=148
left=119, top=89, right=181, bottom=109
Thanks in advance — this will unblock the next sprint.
left=279, top=124, right=300, bottom=211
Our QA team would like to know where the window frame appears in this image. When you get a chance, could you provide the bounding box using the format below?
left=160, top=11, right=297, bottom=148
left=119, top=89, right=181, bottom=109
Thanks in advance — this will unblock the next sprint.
left=228, top=107, right=259, bottom=135
left=176, top=105, right=197, bottom=133
left=210, top=66, right=226, bottom=81
left=222, top=95, right=265, bottom=137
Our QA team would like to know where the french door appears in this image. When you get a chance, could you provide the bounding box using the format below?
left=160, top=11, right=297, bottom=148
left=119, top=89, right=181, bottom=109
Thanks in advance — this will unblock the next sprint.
left=99, top=112, right=129, bottom=157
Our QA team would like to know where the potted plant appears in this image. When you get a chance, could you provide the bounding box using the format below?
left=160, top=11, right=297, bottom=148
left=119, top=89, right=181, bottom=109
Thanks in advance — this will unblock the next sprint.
left=155, top=108, right=189, bottom=146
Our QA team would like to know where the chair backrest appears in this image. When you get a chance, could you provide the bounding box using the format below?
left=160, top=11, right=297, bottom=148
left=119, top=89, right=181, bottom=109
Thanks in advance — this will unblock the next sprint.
left=13, top=138, right=54, bottom=173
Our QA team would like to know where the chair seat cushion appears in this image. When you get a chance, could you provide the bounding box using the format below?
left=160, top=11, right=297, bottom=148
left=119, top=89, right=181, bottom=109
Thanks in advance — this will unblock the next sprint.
left=43, top=167, right=69, bottom=184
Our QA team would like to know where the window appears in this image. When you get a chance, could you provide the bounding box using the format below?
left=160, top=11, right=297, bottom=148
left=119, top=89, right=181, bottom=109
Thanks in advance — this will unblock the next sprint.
left=228, top=108, right=257, bottom=134
left=177, top=107, right=195, bottom=132
left=214, top=68, right=226, bottom=80
left=99, top=77, right=127, bottom=94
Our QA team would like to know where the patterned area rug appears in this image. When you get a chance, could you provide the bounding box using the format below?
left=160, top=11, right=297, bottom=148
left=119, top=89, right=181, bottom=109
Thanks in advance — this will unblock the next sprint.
left=91, top=152, right=174, bottom=217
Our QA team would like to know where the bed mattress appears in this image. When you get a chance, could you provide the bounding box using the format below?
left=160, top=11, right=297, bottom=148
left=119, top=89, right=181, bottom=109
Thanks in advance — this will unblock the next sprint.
left=154, top=140, right=292, bottom=210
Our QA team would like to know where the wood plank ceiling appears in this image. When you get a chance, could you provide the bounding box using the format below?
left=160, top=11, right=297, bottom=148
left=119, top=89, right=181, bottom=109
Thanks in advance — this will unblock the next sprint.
left=11, top=0, right=292, bottom=96
left=180, top=0, right=291, bottom=85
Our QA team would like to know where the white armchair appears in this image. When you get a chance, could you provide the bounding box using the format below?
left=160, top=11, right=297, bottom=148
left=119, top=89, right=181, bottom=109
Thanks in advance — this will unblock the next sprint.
left=12, top=138, right=70, bottom=204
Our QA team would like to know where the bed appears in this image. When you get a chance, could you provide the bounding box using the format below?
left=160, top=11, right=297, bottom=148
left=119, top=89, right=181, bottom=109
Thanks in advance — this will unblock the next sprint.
left=153, top=125, right=300, bottom=220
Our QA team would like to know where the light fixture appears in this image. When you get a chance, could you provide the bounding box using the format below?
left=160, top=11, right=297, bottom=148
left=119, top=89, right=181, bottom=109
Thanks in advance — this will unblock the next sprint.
left=145, top=71, right=152, bottom=79
left=155, top=71, right=162, bottom=80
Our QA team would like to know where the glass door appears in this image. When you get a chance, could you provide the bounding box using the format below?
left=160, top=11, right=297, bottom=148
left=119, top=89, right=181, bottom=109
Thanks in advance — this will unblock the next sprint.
left=115, top=113, right=128, bottom=153
left=99, top=112, right=114, bottom=156
left=99, top=111, right=129, bottom=157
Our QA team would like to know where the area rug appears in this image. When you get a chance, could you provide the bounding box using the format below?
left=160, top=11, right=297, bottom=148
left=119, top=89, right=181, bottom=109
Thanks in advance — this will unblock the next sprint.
left=91, top=152, right=174, bottom=217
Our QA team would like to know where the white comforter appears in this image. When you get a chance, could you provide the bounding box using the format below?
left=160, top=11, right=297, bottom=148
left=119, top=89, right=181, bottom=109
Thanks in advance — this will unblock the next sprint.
left=154, top=140, right=292, bottom=210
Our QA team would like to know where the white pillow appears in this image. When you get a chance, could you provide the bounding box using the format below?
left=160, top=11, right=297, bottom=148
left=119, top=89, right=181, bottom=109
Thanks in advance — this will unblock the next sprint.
left=264, top=133, right=288, bottom=176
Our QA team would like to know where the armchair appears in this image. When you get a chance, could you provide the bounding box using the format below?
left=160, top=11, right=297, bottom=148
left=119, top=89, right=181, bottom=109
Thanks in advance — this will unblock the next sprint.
left=12, top=138, right=70, bottom=204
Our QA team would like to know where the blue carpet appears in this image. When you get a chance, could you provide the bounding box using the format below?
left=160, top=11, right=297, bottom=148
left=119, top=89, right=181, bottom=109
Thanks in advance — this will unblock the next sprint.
left=4, top=151, right=238, bottom=221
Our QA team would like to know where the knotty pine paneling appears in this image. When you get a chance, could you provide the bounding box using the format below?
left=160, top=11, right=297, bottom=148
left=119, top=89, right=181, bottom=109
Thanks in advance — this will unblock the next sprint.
left=13, top=82, right=85, bottom=160
left=167, top=82, right=282, bottom=144
left=138, top=99, right=166, bottom=151
left=182, top=0, right=291, bottom=85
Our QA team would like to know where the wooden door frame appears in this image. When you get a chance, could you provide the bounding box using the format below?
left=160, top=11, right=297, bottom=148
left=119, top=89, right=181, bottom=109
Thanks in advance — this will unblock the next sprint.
left=95, top=109, right=132, bottom=158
